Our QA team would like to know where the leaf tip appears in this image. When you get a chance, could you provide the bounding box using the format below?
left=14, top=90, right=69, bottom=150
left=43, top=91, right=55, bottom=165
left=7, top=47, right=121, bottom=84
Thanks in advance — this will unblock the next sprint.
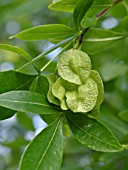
left=9, top=35, right=14, bottom=40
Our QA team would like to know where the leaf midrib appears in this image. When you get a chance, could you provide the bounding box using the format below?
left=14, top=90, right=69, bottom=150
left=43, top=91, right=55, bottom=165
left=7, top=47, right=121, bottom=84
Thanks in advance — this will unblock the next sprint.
left=17, top=32, right=76, bottom=36
left=0, top=99, right=61, bottom=110
left=76, top=0, right=89, bottom=27
left=68, top=116, right=121, bottom=150
left=16, top=77, right=34, bottom=90
left=83, top=36, right=126, bottom=42
left=35, top=117, right=61, bottom=170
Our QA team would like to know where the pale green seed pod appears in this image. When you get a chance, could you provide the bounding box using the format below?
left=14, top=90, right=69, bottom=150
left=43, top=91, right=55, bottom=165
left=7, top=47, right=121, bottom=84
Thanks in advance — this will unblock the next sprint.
left=46, top=49, right=104, bottom=116
left=57, top=49, right=91, bottom=85
left=52, top=77, right=68, bottom=110
left=66, top=77, right=98, bottom=113
left=90, top=70, right=104, bottom=116
left=46, top=74, right=60, bottom=106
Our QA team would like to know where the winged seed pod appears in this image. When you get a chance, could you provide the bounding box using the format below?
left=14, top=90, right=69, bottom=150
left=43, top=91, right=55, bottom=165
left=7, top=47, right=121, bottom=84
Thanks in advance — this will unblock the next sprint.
left=46, top=73, right=60, bottom=106
left=57, top=49, right=91, bottom=85
left=47, top=49, right=104, bottom=114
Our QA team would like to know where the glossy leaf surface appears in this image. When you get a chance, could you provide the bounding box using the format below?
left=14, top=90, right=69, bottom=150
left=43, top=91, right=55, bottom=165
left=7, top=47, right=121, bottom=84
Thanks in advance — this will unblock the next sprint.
left=11, top=24, right=77, bottom=41
left=35, top=76, right=49, bottom=96
left=20, top=116, right=64, bottom=170
left=82, top=28, right=127, bottom=54
left=67, top=112, right=123, bottom=152
left=0, top=71, right=35, bottom=120
left=0, top=44, right=31, bottom=60
left=0, top=91, right=61, bottom=114
left=17, top=112, right=35, bottom=131
left=49, top=0, right=112, bottom=14
left=73, top=0, right=94, bottom=28
left=49, top=0, right=77, bottom=13
left=81, top=15, right=97, bottom=28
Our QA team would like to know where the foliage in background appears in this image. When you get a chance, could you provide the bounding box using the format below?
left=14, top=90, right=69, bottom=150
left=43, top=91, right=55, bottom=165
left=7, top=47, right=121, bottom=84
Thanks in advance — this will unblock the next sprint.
left=0, top=0, right=128, bottom=170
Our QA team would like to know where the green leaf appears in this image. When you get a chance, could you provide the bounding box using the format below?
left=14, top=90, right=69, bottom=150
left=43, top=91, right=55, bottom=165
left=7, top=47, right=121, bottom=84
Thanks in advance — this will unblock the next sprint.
left=2, top=137, right=29, bottom=149
left=17, top=36, right=76, bottom=71
left=0, top=71, right=35, bottom=94
left=0, top=0, right=48, bottom=23
left=66, top=112, right=123, bottom=152
left=36, top=76, right=49, bottom=96
left=122, top=15, right=128, bottom=31
left=0, top=70, right=35, bottom=120
left=0, top=91, right=61, bottom=114
left=30, top=75, right=49, bottom=97
left=90, top=70, right=104, bottom=115
left=99, top=151, right=128, bottom=166
left=57, top=49, right=91, bottom=85
left=118, top=110, right=128, bottom=123
left=28, top=75, right=60, bottom=125
left=0, top=44, right=31, bottom=60
left=49, top=0, right=77, bottom=13
left=40, top=114, right=60, bottom=125
left=17, top=112, right=35, bottom=131
left=66, top=78, right=98, bottom=113
left=100, top=106, right=128, bottom=138
left=73, top=0, right=95, bottom=28
left=0, top=108, right=15, bottom=121
left=10, top=24, right=77, bottom=41
left=20, top=116, right=64, bottom=170
left=49, top=0, right=112, bottom=16
left=100, top=62, right=128, bottom=82
left=82, top=28, right=127, bottom=54
left=62, top=122, right=71, bottom=137
left=81, top=15, right=97, bottom=28
left=85, top=0, right=112, bottom=18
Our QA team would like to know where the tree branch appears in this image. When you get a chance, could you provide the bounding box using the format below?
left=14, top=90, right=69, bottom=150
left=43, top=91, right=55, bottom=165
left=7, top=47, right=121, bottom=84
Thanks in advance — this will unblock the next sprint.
left=78, top=0, right=123, bottom=45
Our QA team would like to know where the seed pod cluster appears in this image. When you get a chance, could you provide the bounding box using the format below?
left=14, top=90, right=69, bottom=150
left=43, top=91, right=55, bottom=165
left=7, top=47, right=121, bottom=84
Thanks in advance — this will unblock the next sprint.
left=47, top=49, right=104, bottom=114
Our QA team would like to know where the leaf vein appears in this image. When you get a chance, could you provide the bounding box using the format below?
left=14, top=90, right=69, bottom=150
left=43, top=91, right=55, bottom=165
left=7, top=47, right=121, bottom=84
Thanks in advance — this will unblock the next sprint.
left=68, top=117, right=121, bottom=149
left=35, top=117, right=61, bottom=170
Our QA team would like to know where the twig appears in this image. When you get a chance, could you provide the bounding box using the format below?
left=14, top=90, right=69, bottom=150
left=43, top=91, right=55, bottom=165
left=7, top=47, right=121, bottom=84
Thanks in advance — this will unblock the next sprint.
left=78, top=0, right=123, bottom=45
left=114, top=0, right=123, bottom=5
left=79, top=27, right=89, bottom=44
left=96, top=7, right=110, bottom=19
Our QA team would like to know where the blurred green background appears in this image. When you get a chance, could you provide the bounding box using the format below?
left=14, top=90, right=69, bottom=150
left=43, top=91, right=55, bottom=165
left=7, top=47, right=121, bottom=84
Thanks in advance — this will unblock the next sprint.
left=0, top=0, right=128, bottom=170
